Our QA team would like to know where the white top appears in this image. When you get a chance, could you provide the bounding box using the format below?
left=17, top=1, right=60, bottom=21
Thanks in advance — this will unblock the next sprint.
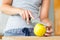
left=3, top=0, right=42, bottom=33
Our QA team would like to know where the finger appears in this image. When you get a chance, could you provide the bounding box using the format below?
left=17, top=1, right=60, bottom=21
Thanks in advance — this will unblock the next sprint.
left=28, top=10, right=34, bottom=19
left=20, top=13, right=24, bottom=19
left=44, top=32, right=52, bottom=37
left=22, top=13, right=25, bottom=20
left=46, top=26, right=52, bottom=33
left=21, top=11, right=26, bottom=20
left=23, top=11, right=26, bottom=20
left=46, top=28, right=51, bottom=33
left=46, top=22, right=52, bottom=28
left=44, top=33, right=51, bottom=37
left=46, top=26, right=51, bottom=30
left=25, top=10, right=30, bottom=24
left=46, top=28, right=53, bottom=34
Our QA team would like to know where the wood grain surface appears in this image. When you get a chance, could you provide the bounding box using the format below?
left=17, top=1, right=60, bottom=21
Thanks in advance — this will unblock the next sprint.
left=2, top=36, right=60, bottom=40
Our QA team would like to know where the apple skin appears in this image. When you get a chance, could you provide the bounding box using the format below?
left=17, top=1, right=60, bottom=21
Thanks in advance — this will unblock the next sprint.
left=34, top=23, right=46, bottom=37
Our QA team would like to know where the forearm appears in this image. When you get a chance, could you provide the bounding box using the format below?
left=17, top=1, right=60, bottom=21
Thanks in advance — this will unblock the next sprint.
left=40, top=0, right=50, bottom=21
left=0, top=4, right=21, bottom=15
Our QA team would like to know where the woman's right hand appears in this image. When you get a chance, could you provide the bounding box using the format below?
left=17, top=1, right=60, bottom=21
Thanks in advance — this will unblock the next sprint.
left=18, top=8, right=34, bottom=24
left=1, top=0, right=34, bottom=23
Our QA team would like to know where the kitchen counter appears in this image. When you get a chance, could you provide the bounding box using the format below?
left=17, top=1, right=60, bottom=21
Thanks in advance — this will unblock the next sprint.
left=2, top=36, right=60, bottom=40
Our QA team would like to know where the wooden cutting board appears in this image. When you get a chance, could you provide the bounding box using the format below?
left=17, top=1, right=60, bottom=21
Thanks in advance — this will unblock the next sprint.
left=2, top=36, right=60, bottom=40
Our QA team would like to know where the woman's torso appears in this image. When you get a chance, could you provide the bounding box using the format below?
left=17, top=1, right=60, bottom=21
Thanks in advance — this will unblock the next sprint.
left=3, top=0, right=42, bottom=33
left=12, top=0, right=42, bottom=13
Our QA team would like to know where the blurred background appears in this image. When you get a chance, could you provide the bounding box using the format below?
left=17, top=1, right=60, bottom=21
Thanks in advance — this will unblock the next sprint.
left=0, top=0, right=54, bottom=35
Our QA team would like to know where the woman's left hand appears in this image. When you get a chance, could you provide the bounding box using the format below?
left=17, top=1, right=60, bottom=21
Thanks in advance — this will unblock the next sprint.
left=41, top=18, right=53, bottom=37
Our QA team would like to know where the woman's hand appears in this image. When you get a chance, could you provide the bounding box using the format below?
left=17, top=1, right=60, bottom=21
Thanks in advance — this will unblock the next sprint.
left=18, top=8, right=34, bottom=24
left=41, top=18, right=53, bottom=37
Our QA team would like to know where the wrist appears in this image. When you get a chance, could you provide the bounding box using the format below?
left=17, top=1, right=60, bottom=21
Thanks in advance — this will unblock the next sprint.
left=16, top=8, right=21, bottom=14
left=40, top=18, right=49, bottom=21
left=40, top=18, right=52, bottom=26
